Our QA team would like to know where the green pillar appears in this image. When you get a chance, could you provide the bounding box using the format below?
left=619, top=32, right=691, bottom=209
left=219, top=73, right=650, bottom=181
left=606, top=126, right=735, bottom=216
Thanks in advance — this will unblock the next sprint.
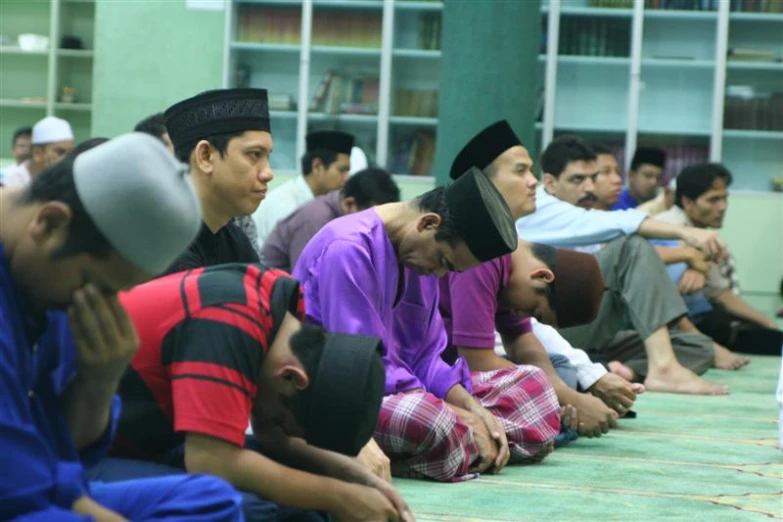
left=433, top=0, right=542, bottom=186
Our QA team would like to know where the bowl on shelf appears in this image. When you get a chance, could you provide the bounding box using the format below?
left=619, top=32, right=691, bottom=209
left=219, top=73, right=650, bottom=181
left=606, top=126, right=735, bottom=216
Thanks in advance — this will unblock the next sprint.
left=18, top=34, right=49, bottom=52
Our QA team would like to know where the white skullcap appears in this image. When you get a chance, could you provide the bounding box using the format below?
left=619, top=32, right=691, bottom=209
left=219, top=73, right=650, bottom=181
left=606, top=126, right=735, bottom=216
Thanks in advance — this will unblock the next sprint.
left=349, top=146, right=368, bottom=175
left=31, top=116, right=74, bottom=145
left=73, top=133, right=202, bottom=275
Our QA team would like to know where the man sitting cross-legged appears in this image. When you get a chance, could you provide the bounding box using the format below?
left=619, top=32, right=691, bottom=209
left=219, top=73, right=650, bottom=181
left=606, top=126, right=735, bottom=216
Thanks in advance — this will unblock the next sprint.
left=88, top=263, right=412, bottom=522
left=444, top=121, right=642, bottom=439
left=293, top=167, right=561, bottom=483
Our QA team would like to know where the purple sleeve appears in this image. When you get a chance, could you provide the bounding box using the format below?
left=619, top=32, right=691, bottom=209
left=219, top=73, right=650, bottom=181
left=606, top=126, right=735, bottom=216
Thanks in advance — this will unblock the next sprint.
left=314, top=240, right=425, bottom=395
left=394, top=275, right=472, bottom=399
left=495, top=310, right=533, bottom=338
left=445, top=261, right=502, bottom=349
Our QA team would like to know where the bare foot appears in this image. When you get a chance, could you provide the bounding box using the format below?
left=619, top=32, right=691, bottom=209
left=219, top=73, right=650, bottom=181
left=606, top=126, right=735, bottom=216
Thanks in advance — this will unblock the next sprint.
left=645, top=364, right=729, bottom=395
left=608, top=361, right=636, bottom=382
left=560, top=405, right=578, bottom=432
left=713, top=343, right=750, bottom=371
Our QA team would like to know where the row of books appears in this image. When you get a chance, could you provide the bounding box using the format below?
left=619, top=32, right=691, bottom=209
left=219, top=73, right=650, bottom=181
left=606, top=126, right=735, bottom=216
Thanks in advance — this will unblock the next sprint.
left=309, top=69, right=380, bottom=115
left=237, top=7, right=382, bottom=48
left=390, top=129, right=436, bottom=177
left=724, top=88, right=783, bottom=131
left=418, top=14, right=441, bottom=51
left=591, top=0, right=783, bottom=10
left=393, top=89, right=438, bottom=118
left=542, top=18, right=631, bottom=56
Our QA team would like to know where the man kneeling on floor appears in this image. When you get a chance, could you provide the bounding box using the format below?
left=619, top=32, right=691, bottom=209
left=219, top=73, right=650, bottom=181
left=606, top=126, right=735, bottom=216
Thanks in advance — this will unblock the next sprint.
left=293, top=167, right=561, bottom=483
left=89, top=263, right=412, bottom=522
left=0, top=134, right=244, bottom=521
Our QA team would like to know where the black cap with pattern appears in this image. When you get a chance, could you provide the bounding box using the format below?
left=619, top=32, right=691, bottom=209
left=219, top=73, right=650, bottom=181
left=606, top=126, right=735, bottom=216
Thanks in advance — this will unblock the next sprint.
left=450, top=120, right=523, bottom=180
left=306, top=130, right=354, bottom=155
left=445, top=166, right=518, bottom=262
left=164, top=88, right=271, bottom=154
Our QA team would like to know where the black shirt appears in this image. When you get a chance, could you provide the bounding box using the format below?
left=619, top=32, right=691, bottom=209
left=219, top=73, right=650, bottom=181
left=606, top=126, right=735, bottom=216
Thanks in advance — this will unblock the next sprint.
left=164, top=221, right=260, bottom=276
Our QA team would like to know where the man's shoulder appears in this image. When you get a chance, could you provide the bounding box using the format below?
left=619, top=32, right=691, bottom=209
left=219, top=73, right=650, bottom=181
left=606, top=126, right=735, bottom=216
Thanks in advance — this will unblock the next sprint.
left=653, top=206, right=687, bottom=225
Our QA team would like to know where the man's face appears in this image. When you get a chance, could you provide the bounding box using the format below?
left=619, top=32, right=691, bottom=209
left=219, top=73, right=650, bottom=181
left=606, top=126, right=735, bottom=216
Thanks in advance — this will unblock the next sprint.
left=11, top=202, right=148, bottom=310
left=545, top=159, right=599, bottom=208
left=499, top=242, right=557, bottom=325
left=12, top=134, right=31, bottom=164
left=210, top=130, right=274, bottom=216
left=487, top=145, right=538, bottom=220
left=594, top=153, right=623, bottom=210
left=683, top=178, right=729, bottom=229
left=314, top=153, right=350, bottom=196
left=31, top=140, right=75, bottom=170
left=629, top=162, right=663, bottom=203
left=398, top=215, right=482, bottom=277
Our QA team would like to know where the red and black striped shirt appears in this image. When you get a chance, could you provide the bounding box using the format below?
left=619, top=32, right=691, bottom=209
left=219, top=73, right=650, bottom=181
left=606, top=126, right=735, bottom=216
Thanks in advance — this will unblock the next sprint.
left=113, top=263, right=304, bottom=459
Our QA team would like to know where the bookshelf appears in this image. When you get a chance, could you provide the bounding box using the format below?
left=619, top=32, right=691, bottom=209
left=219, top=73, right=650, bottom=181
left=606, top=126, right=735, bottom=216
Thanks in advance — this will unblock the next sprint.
left=0, top=0, right=96, bottom=159
left=224, top=0, right=442, bottom=177
left=539, top=0, right=783, bottom=192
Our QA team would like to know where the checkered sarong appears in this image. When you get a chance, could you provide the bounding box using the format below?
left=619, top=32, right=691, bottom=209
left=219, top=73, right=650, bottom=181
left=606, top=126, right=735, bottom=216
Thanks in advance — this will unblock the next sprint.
left=374, top=365, right=560, bottom=482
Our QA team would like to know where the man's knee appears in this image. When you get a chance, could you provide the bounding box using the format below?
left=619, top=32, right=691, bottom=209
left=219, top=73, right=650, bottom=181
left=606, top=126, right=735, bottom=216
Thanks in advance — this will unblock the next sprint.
left=376, top=393, right=475, bottom=481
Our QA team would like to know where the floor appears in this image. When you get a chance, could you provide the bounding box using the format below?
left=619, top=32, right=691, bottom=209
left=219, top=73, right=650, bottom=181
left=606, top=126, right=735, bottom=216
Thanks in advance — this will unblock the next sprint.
left=393, top=355, right=783, bottom=522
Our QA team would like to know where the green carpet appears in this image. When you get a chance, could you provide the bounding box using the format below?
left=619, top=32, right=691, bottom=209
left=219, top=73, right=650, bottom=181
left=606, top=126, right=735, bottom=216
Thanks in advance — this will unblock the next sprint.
left=394, top=356, right=783, bottom=521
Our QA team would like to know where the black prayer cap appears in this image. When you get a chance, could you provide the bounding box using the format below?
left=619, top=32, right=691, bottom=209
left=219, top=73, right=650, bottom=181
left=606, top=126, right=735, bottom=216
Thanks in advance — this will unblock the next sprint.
left=445, top=166, right=518, bottom=262
left=450, top=120, right=523, bottom=180
left=304, top=333, right=386, bottom=456
left=631, top=147, right=666, bottom=169
left=164, top=88, right=270, bottom=153
left=306, top=130, right=354, bottom=155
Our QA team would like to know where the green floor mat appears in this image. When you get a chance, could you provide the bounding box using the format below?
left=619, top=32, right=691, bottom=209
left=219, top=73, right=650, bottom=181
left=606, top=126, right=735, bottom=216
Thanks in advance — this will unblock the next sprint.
left=394, top=356, right=783, bottom=522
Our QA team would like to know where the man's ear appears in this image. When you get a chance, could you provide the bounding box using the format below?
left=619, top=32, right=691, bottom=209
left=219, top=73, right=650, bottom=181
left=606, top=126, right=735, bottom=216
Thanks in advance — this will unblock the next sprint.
left=340, top=196, right=360, bottom=215
left=542, top=173, right=558, bottom=195
left=274, top=364, right=309, bottom=392
left=530, top=267, right=555, bottom=283
left=310, top=157, right=325, bottom=176
left=193, top=140, right=216, bottom=175
left=29, top=201, right=72, bottom=245
left=416, top=212, right=442, bottom=233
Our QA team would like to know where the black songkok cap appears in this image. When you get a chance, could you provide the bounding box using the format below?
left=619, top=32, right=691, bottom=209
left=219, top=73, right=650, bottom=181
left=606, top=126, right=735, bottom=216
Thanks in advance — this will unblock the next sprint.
left=632, top=147, right=666, bottom=169
left=450, top=120, right=523, bottom=180
left=444, top=166, right=518, bottom=262
left=306, top=130, right=354, bottom=155
left=164, top=88, right=270, bottom=154
left=305, top=333, right=386, bottom=456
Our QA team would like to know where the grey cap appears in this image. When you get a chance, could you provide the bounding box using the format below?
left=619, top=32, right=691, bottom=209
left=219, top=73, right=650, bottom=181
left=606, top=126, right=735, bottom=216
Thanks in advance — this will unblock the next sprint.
left=73, top=132, right=202, bottom=275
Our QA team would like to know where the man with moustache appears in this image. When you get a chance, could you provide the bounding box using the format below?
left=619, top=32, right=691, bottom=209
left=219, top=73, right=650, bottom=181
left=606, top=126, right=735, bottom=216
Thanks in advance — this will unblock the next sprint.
left=163, top=88, right=273, bottom=274
left=517, top=135, right=743, bottom=393
left=1, top=117, right=74, bottom=188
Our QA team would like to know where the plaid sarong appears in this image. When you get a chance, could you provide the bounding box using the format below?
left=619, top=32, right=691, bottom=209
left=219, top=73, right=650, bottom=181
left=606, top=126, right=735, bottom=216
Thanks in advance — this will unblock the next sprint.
left=374, top=365, right=560, bottom=482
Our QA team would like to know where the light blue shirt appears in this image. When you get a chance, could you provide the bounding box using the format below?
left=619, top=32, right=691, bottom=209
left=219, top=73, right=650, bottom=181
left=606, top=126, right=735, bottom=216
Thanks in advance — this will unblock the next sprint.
left=516, top=188, right=648, bottom=249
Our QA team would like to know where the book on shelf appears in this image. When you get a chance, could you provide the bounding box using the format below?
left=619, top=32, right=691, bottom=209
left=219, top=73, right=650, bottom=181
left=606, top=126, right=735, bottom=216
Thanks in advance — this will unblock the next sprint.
left=392, top=89, right=439, bottom=118
left=417, top=14, right=441, bottom=51
left=727, top=47, right=781, bottom=62
left=237, top=6, right=302, bottom=44
left=309, top=69, right=379, bottom=115
left=724, top=86, right=783, bottom=131
left=591, top=0, right=783, bottom=11
left=390, top=130, right=436, bottom=177
left=543, top=17, right=630, bottom=57
left=311, top=10, right=382, bottom=48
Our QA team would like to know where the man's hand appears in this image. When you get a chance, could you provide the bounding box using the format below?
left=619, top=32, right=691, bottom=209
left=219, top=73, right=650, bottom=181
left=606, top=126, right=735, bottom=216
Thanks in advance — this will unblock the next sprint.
left=356, top=439, right=391, bottom=483
left=68, top=284, right=139, bottom=384
left=678, top=268, right=706, bottom=295
left=589, top=373, right=638, bottom=415
left=679, top=227, right=726, bottom=261
left=470, top=406, right=510, bottom=473
left=569, top=393, right=617, bottom=437
left=73, top=495, right=128, bottom=522
left=332, top=483, right=401, bottom=522
left=450, top=407, right=498, bottom=474
left=686, top=249, right=712, bottom=275
left=364, top=476, right=416, bottom=522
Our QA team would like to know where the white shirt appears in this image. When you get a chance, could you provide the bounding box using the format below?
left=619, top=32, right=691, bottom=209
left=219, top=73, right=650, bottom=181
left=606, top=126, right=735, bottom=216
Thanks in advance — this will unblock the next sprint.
left=516, top=187, right=647, bottom=250
left=252, top=175, right=314, bottom=248
left=0, top=162, right=31, bottom=187
left=493, top=319, right=607, bottom=390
